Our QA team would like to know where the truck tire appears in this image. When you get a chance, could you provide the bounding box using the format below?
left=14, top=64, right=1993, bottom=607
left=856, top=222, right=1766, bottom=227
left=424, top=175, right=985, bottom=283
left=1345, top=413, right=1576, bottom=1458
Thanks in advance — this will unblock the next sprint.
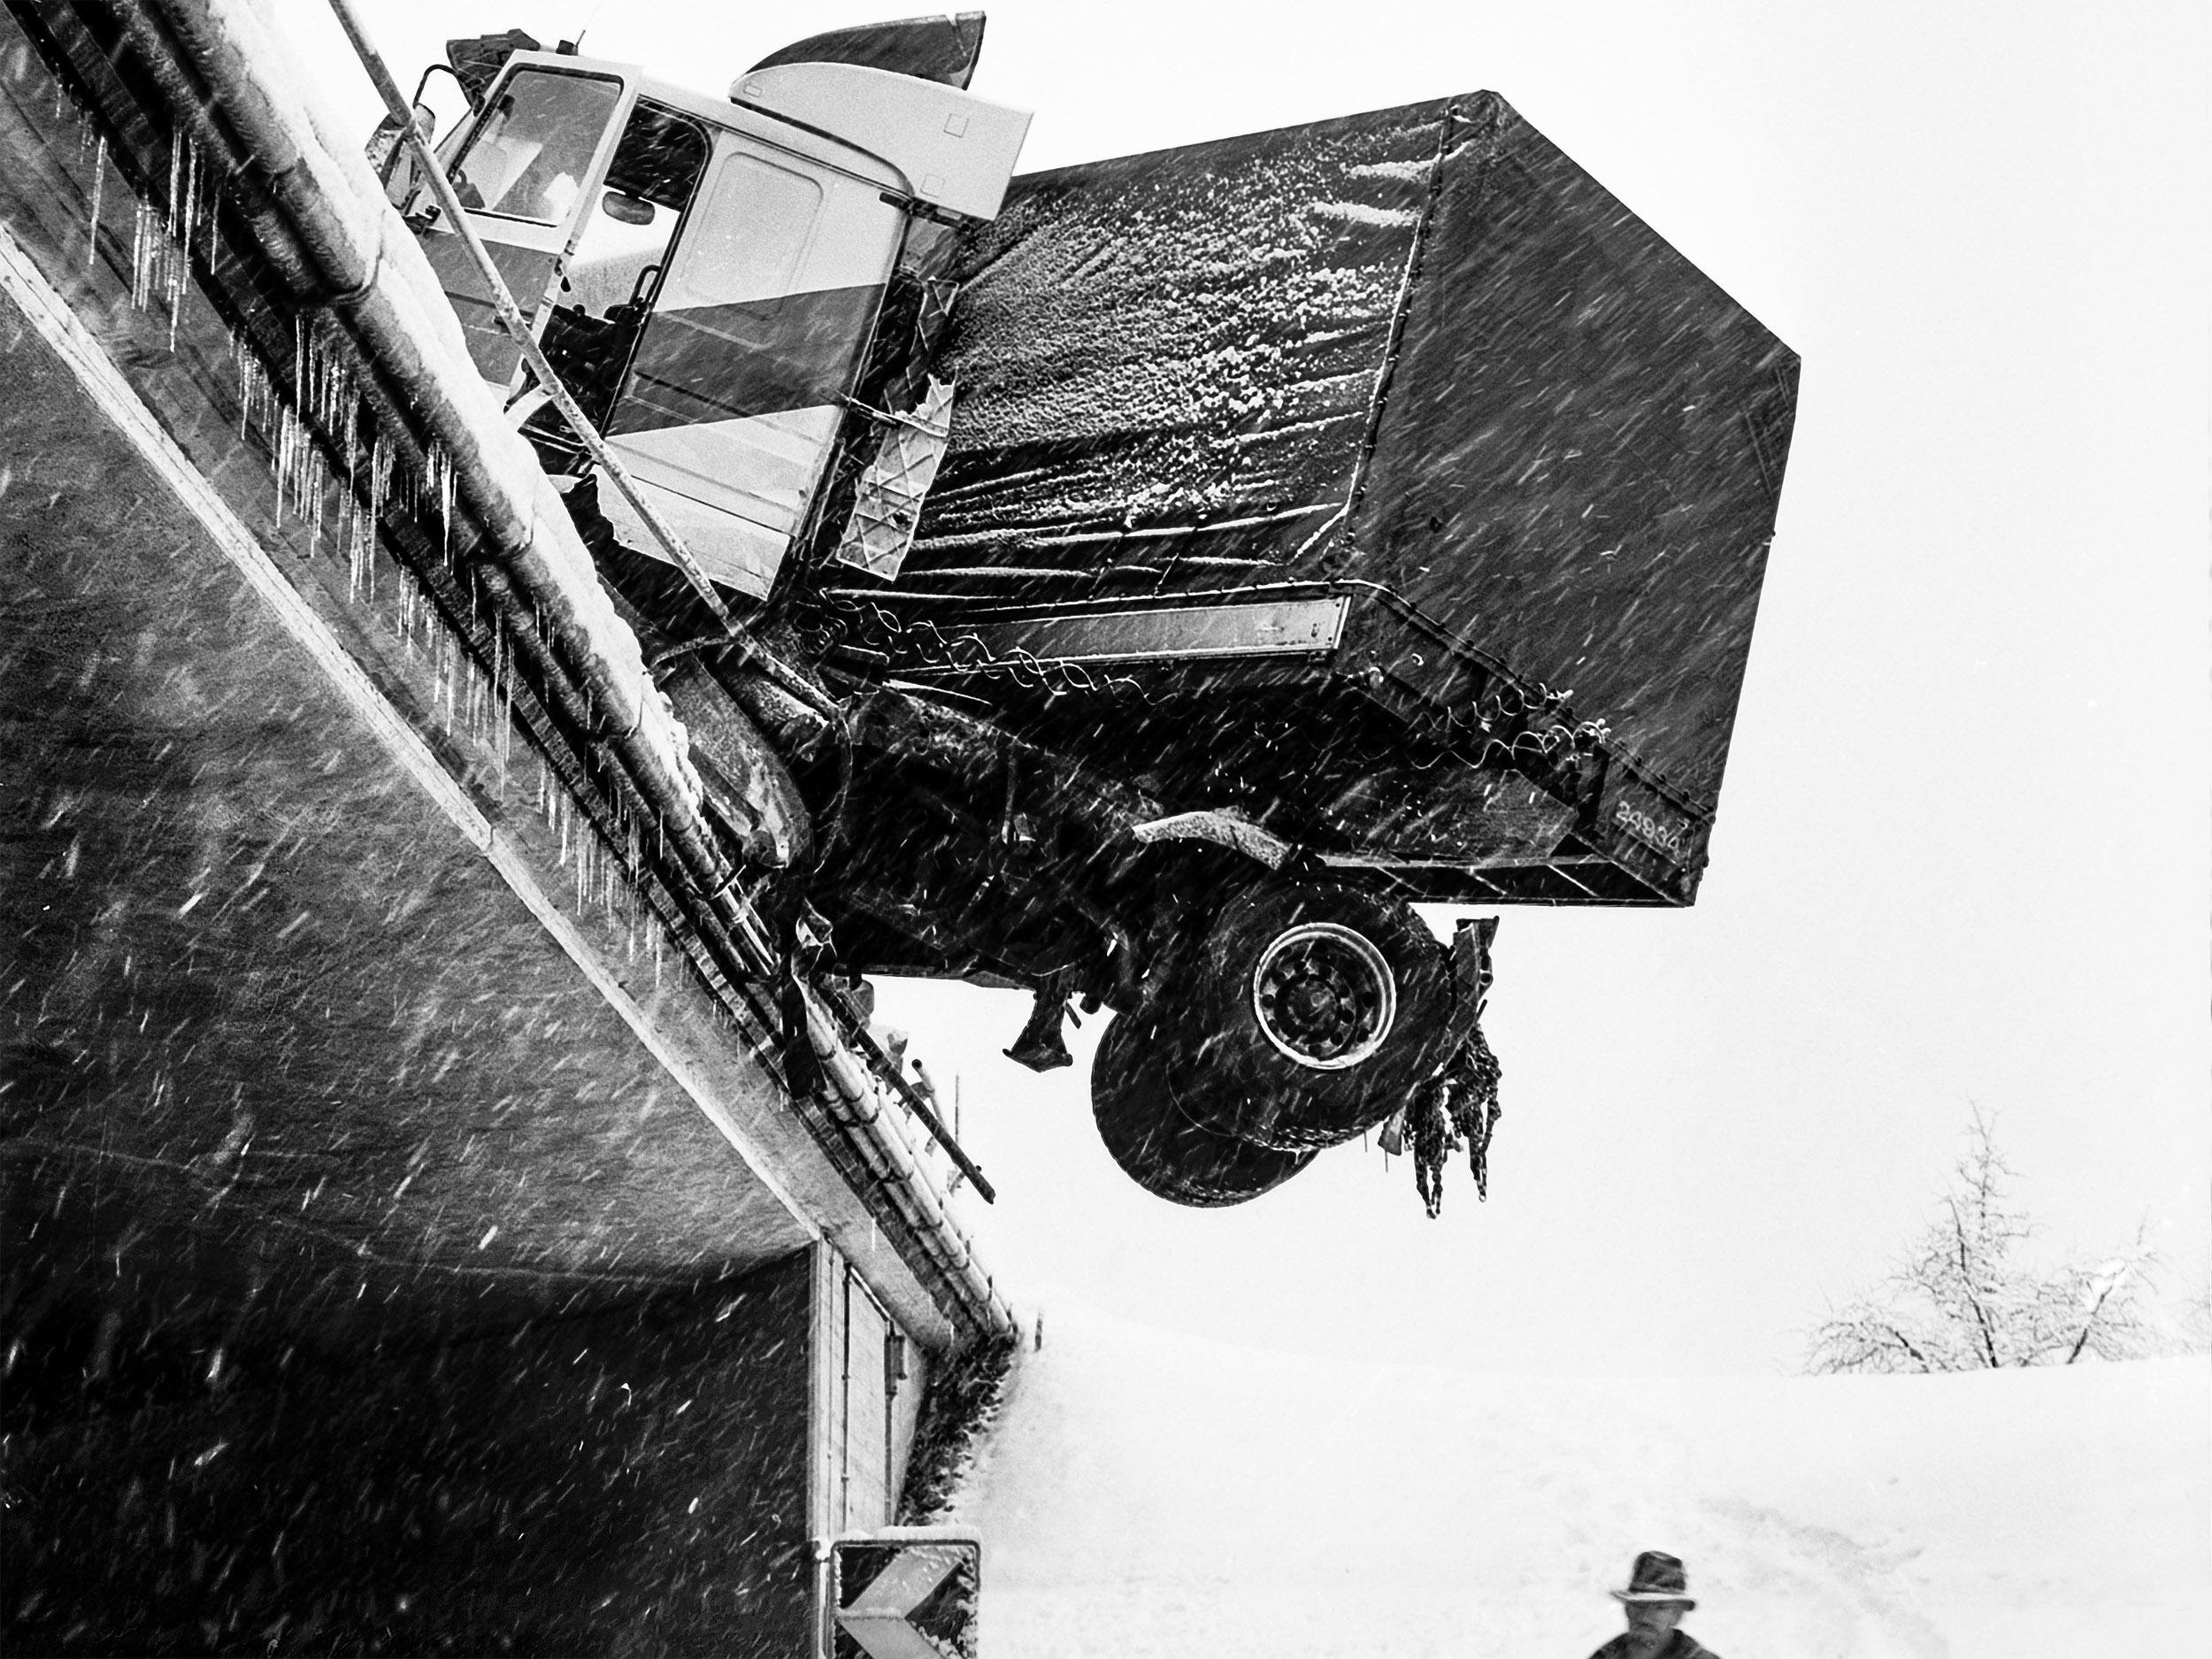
left=1090, top=1014, right=1315, bottom=1207
left=1187, top=880, right=1453, bottom=1146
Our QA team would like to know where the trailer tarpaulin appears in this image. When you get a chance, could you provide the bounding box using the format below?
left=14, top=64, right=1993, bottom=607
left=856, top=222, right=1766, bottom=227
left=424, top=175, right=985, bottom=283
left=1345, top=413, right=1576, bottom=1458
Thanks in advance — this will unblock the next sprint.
left=906, top=93, right=1797, bottom=818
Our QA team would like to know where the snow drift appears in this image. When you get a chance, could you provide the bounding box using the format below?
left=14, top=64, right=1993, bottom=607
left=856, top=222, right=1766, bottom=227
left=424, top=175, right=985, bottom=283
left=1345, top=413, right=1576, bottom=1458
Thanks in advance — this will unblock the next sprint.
left=946, top=1306, right=2208, bottom=1656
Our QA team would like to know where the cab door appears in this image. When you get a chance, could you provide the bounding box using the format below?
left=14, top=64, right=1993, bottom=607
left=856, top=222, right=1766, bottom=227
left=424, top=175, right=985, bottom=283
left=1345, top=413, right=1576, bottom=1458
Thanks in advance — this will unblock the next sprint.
left=413, top=58, right=635, bottom=391
left=598, top=132, right=907, bottom=598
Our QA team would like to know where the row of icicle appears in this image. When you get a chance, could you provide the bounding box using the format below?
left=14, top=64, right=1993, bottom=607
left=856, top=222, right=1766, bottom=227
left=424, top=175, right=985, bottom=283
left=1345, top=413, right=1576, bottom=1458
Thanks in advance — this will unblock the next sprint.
left=80, top=98, right=987, bottom=1156
left=79, top=112, right=690, bottom=1004
left=51, top=55, right=991, bottom=1289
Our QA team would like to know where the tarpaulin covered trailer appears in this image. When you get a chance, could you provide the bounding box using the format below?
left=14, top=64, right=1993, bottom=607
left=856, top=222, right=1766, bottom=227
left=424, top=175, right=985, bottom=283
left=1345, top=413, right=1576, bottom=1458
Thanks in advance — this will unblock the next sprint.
left=831, top=91, right=1797, bottom=908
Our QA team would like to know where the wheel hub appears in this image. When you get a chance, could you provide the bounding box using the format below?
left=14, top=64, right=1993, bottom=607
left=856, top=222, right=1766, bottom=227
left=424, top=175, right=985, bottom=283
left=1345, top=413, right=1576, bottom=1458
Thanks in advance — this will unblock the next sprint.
left=1248, top=922, right=1396, bottom=1070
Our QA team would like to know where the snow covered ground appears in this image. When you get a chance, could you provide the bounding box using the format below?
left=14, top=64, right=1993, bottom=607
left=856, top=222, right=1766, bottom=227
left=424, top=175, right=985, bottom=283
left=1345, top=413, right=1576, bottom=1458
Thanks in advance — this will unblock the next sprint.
left=947, top=1306, right=2208, bottom=1656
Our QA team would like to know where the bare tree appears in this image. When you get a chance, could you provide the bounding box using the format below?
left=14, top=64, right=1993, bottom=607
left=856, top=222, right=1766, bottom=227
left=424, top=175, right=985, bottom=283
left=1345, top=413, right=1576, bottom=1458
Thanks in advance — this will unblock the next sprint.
left=2153, top=1260, right=2212, bottom=1358
left=1806, top=1110, right=2155, bottom=1373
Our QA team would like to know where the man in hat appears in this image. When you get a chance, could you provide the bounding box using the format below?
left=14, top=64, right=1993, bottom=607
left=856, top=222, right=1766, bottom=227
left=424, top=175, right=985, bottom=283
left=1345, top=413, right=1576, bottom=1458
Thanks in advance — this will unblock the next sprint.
left=1586, top=1550, right=1718, bottom=1659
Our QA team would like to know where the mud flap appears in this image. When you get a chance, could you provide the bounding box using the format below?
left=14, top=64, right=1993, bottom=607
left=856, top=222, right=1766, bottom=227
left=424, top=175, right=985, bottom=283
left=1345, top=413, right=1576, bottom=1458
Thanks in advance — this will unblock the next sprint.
left=1003, top=976, right=1073, bottom=1071
left=1445, top=916, right=1497, bottom=1050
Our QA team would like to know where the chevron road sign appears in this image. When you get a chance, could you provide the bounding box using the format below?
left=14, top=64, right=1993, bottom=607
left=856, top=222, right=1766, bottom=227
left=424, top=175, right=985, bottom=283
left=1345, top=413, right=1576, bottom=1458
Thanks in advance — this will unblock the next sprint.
left=831, top=1528, right=981, bottom=1659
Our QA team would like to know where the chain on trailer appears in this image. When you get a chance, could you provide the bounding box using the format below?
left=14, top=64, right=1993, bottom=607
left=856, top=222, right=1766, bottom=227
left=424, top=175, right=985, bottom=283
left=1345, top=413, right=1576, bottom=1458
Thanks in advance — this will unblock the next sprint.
left=812, top=594, right=1150, bottom=702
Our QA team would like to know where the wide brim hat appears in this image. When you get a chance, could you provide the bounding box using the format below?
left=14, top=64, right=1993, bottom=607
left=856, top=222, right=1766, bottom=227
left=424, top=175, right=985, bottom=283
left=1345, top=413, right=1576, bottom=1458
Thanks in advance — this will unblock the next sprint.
left=1609, top=1550, right=1696, bottom=1609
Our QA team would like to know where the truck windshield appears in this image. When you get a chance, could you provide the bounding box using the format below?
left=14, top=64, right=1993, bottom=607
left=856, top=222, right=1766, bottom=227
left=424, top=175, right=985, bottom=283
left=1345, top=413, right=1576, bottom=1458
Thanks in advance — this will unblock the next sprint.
left=449, top=69, right=621, bottom=225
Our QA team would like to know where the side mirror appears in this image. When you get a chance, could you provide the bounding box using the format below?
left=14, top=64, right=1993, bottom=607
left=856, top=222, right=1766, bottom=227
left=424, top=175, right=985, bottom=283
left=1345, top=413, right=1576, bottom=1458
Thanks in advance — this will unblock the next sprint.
left=368, top=103, right=435, bottom=204
left=601, top=190, right=656, bottom=227
left=371, top=64, right=472, bottom=211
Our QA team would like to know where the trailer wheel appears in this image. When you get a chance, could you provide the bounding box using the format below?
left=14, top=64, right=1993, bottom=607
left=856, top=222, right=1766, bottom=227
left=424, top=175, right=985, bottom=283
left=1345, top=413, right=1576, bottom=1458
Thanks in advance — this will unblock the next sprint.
left=1090, top=1014, right=1315, bottom=1207
left=1190, top=880, right=1453, bottom=1143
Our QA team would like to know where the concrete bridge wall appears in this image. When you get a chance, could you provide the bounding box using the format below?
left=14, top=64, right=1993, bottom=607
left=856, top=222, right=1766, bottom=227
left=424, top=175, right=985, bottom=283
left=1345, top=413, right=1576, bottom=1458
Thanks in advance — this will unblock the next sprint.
left=0, top=11, right=991, bottom=1648
left=8, top=1252, right=819, bottom=1655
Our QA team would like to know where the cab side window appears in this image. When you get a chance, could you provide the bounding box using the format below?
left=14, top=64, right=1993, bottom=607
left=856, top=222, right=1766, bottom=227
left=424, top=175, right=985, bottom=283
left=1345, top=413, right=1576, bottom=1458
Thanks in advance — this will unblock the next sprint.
left=563, top=104, right=711, bottom=320
left=666, top=153, right=822, bottom=322
left=541, top=103, right=710, bottom=432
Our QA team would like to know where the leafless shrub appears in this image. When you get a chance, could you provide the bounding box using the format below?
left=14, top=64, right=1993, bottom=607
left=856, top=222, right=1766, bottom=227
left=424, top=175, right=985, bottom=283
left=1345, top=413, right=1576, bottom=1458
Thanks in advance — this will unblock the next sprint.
left=1806, top=1110, right=2155, bottom=1373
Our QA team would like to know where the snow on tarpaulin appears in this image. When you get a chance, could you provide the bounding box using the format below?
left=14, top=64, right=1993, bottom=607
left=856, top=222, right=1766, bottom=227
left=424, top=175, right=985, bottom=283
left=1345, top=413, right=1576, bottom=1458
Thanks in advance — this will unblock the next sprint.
left=912, top=95, right=1798, bottom=814
left=949, top=1306, right=2208, bottom=1656
left=918, top=104, right=1438, bottom=564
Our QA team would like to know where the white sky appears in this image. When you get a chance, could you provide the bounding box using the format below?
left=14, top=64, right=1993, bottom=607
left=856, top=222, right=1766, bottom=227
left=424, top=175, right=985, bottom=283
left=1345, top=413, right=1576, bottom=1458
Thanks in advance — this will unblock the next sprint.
left=280, top=1, right=2211, bottom=1377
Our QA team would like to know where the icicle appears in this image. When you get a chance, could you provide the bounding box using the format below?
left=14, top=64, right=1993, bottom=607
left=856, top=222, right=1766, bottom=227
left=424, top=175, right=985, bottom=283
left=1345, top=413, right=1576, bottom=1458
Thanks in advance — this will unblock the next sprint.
left=345, top=495, right=360, bottom=597
left=127, top=201, right=151, bottom=305
left=440, top=449, right=457, bottom=566
left=204, top=150, right=227, bottom=267
left=163, top=133, right=188, bottom=348
left=295, top=319, right=314, bottom=528
left=366, top=431, right=393, bottom=609
left=342, top=366, right=361, bottom=514
left=233, top=334, right=257, bottom=441
left=495, top=620, right=513, bottom=794
left=86, top=135, right=105, bottom=269
left=370, top=430, right=391, bottom=509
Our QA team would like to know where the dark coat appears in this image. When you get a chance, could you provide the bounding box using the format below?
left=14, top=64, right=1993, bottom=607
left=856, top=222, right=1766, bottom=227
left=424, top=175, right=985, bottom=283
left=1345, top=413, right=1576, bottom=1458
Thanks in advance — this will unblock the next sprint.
left=1586, top=1631, right=1718, bottom=1659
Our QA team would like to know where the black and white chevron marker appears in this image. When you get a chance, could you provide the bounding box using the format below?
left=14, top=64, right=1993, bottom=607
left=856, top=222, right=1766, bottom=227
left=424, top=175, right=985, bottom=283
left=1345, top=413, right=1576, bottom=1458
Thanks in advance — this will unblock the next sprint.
left=831, top=1528, right=981, bottom=1659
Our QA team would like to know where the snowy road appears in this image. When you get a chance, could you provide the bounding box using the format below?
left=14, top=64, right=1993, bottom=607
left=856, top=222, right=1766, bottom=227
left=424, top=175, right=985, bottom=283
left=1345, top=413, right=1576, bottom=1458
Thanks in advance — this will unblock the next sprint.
left=949, top=1307, right=2208, bottom=1656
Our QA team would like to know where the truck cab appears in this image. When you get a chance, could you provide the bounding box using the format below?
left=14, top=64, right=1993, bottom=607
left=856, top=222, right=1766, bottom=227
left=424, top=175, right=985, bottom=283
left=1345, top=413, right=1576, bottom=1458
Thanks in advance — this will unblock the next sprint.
left=392, top=41, right=1027, bottom=597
